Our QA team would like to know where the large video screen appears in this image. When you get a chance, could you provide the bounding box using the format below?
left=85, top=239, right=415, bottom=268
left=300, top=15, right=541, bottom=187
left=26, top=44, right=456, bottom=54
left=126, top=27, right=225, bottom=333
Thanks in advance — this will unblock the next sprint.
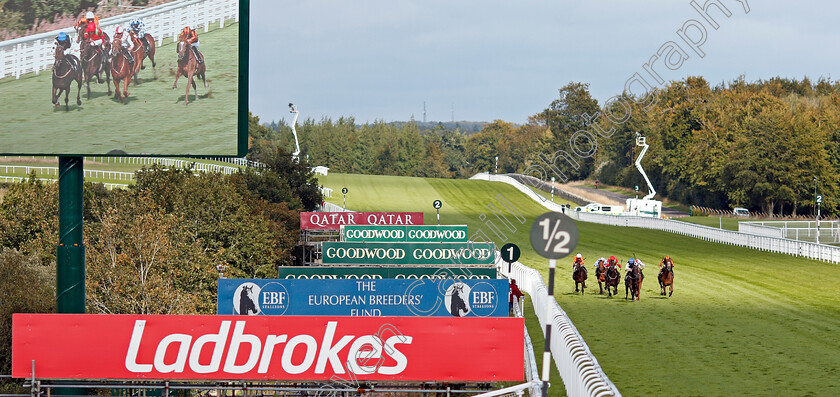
left=0, top=0, right=247, bottom=156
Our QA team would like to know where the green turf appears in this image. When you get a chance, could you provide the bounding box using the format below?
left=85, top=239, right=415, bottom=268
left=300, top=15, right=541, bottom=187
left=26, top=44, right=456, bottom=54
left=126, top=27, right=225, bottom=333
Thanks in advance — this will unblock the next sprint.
left=320, top=173, right=840, bottom=396
left=676, top=216, right=742, bottom=231
left=0, top=21, right=239, bottom=156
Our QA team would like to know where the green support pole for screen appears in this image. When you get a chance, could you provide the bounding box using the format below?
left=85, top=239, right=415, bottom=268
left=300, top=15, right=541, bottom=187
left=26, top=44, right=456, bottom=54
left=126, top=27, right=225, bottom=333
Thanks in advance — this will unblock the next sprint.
left=55, top=157, right=85, bottom=396
left=57, top=156, right=85, bottom=314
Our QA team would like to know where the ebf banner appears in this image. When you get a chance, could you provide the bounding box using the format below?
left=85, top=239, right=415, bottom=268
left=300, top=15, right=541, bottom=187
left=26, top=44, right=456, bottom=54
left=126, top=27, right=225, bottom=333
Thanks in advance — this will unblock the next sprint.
left=12, top=314, right=524, bottom=381
left=278, top=266, right=497, bottom=280
left=218, top=279, right=508, bottom=317
left=321, top=242, right=495, bottom=265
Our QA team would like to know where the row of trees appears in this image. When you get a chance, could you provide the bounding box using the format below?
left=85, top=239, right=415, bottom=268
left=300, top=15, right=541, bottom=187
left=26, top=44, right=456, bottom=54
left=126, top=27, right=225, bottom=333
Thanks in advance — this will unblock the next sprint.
left=0, top=137, right=322, bottom=385
left=256, top=77, right=840, bottom=216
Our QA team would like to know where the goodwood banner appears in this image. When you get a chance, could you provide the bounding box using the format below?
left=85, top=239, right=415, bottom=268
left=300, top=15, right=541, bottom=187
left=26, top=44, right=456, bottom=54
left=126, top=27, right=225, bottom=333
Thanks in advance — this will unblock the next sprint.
left=321, top=242, right=496, bottom=265
left=300, top=212, right=424, bottom=230
left=218, top=279, right=508, bottom=317
left=341, top=225, right=469, bottom=242
left=12, top=314, right=523, bottom=381
left=278, top=266, right=496, bottom=279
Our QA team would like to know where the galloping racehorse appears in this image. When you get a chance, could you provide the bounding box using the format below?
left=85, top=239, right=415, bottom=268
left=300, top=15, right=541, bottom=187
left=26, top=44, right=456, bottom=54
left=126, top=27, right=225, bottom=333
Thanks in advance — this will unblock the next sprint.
left=604, top=264, right=620, bottom=297
left=126, top=36, right=146, bottom=86
left=658, top=258, right=675, bottom=297
left=51, top=46, right=82, bottom=111
left=573, top=263, right=587, bottom=294
left=625, top=265, right=642, bottom=301
left=80, top=39, right=111, bottom=98
left=173, top=37, right=206, bottom=105
left=109, top=36, right=136, bottom=102
left=596, top=260, right=607, bottom=294
left=130, top=31, right=156, bottom=74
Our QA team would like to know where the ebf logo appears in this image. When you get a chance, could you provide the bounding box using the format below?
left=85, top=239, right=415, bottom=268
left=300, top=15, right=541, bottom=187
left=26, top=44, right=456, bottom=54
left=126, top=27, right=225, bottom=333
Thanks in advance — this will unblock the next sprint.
left=444, top=282, right=472, bottom=317
left=467, top=282, right=499, bottom=317
left=232, top=282, right=289, bottom=315
left=233, top=282, right=261, bottom=315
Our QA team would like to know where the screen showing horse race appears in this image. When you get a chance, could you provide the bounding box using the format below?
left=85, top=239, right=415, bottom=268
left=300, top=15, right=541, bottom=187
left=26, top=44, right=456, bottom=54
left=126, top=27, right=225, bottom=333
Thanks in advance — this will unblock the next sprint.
left=0, top=0, right=247, bottom=156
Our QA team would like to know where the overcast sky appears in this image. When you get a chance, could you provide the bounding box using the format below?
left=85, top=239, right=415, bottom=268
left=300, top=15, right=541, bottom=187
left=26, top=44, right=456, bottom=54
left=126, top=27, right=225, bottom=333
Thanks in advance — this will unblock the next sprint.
left=249, top=0, right=838, bottom=124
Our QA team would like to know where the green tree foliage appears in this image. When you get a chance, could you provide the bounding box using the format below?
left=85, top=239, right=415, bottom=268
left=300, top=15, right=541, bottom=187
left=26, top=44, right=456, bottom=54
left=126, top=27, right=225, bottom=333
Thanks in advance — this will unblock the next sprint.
left=0, top=249, right=54, bottom=393
left=1, top=0, right=96, bottom=33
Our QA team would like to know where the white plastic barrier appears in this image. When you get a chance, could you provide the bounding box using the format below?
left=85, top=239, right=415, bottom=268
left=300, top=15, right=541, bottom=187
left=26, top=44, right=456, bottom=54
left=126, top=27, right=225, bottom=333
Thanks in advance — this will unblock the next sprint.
left=480, top=173, right=840, bottom=264
left=499, top=257, right=621, bottom=396
left=470, top=172, right=569, bottom=213
left=0, top=0, right=238, bottom=79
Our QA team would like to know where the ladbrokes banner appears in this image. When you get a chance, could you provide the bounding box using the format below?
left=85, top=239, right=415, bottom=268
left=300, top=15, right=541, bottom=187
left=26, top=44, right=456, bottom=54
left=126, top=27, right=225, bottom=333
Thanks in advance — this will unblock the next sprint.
left=300, top=212, right=424, bottom=230
left=218, top=279, right=508, bottom=317
left=278, top=266, right=496, bottom=280
left=341, top=225, right=468, bottom=242
left=322, top=242, right=495, bottom=265
left=12, top=314, right=523, bottom=381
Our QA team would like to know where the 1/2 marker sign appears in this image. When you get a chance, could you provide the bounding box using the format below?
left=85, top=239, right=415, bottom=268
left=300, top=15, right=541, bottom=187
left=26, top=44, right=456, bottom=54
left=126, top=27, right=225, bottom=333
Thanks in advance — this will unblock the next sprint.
left=529, top=212, right=578, bottom=259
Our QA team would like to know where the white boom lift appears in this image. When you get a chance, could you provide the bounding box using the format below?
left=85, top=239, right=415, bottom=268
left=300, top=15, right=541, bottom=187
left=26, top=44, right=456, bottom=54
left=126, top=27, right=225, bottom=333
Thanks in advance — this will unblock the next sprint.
left=625, top=133, right=662, bottom=218
left=288, top=103, right=301, bottom=159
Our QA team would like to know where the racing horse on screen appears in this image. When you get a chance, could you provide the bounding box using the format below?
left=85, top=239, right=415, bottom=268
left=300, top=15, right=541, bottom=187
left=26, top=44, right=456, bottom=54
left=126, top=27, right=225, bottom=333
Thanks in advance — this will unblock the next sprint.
left=173, top=34, right=206, bottom=105
left=51, top=46, right=83, bottom=111
left=80, top=39, right=111, bottom=98
left=130, top=31, right=156, bottom=83
left=109, top=36, right=136, bottom=102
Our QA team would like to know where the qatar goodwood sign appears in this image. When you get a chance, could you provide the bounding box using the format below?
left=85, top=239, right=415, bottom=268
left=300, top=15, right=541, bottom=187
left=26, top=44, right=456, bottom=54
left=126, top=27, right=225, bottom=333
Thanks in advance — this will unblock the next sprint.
left=277, top=266, right=496, bottom=280
left=300, top=212, right=424, bottom=230
left=12, top=314, right=523, bottom=381
left=321, top=242, right=496, bottom=265
left=341, top=225, right=468, bottom=242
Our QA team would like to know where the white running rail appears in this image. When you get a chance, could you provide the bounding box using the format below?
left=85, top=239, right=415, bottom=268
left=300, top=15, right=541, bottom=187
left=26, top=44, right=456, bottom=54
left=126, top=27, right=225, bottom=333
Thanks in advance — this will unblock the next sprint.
left=0, top=0, right=238, bottom=80
left=499, top=257, right=621, bottom=396
left=470, top=172, right=569, bottom=213
left=480, top=173, right=840, bottom=264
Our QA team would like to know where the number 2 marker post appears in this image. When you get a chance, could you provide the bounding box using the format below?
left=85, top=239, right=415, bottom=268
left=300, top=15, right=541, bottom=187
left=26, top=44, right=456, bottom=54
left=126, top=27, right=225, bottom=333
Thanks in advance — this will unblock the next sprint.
left=529, top=212, right=579, bottom=397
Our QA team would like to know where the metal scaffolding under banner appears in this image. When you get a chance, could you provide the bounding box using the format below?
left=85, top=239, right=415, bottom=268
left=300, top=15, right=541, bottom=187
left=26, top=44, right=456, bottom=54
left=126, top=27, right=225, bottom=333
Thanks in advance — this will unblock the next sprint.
left=2, top=376, right=502, bottom=397
left=297, top=229, right=340, bottom=265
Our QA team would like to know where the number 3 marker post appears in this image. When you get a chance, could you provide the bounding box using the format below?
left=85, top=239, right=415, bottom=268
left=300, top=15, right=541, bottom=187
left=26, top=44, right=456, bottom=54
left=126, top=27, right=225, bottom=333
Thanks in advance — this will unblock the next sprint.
left=529, top=212, right=579, bottom=397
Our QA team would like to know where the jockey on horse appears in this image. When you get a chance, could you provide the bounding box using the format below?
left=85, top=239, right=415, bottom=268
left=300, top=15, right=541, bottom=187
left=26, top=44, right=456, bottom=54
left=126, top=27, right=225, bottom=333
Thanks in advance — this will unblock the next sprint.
left=83, top=16, right=106, bottom=51
left=607, top=255, right=621, bottom=271
left=55, top=32, right=73, bottom=56
left=659, top=256, right=675, bottom=277
left=78, top=11, right=100, bottom=36
left=573, top=253, right=586, bottom=275
left=128, top=18, right=151, bottom=55
left=113, top=26, right=135, bottom=71
left=181, top=26, right=203, bottom=64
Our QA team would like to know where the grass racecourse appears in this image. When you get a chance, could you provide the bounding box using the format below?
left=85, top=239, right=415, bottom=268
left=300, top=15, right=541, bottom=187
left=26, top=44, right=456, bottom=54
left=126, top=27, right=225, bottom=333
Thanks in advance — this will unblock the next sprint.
left=0, top=22, right=239, bottom=155
left=319, top=173, right=840, bottom=396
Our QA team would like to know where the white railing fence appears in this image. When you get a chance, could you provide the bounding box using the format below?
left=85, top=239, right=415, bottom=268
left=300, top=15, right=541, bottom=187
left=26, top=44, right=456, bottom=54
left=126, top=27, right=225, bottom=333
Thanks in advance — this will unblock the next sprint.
left=471, top=173, right=570, bottom=213
left=88, top=156, right=241, bottom=174
left=499, top=258, right=621, bottom=397
left=0, top=0, right=238, bottom=80
left=0, top=175, right=127, bottom=190
left=569, top=211, right=840, bottom=263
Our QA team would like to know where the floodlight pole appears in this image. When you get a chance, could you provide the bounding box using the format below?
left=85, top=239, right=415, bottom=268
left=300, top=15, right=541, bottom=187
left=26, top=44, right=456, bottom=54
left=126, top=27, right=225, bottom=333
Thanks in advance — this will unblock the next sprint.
left=57, top=156, right=85, bottom=315
left=635, top=133, right=656, bottom=200
left=289, top=104, right=301, bottom=159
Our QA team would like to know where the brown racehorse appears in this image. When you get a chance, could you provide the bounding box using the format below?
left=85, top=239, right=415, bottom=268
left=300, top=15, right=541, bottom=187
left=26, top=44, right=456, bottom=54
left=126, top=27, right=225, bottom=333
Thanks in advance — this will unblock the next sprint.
left=130, top=32, right=156, bottom=73
left=75, top=22, right=111, bottom=84
left=625, top=265, right=642, bottom=301
left=658, top=259, right=675, bottom=297
left=173, top=38, right=206, bottom=105
left=80, top=40, right=111, bottom=98
left=595, top=260, right=607, bottom=294
left=51, top=46, right=82, bottom=111
left=122, top=36, right=146, bottom=86
left=604, top=264, right=620, bottom=297
left=109, top=37, right=136, bottom=103
left=573, top=263, right=587, bottom=294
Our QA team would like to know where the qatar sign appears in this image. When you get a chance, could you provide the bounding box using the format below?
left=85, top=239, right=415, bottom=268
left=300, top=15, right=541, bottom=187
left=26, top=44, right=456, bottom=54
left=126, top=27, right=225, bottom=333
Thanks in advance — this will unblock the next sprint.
left=321, top=242, right=495, bottom=265
left=218, top=279, right=508, bottom=317
left=12, top=314, right=523, bottom=381
left=341, top=225, right=468, bottom=242
left=300, top=212, right=423, bottom=230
